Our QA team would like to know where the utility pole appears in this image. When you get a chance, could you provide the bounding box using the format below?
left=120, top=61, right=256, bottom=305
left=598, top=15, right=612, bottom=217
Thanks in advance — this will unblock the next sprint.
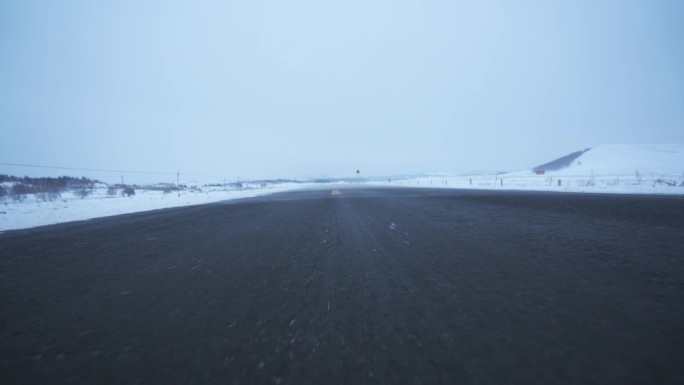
left=177, top=172, right=180, bottom=197
left=121, top=175, right=124, bottom=186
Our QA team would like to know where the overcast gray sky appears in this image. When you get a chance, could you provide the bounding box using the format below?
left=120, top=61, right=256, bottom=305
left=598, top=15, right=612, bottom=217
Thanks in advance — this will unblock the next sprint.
left=1, top=0, right=683, bottom=182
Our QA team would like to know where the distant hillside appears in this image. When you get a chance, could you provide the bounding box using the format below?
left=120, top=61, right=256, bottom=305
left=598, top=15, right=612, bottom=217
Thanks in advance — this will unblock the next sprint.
left=539, top=144, right=684, bottom=176
left=533, top=148, right=591, bottom=172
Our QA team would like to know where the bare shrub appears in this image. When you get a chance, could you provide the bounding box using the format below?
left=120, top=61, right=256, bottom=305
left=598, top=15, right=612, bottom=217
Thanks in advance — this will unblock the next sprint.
left=10, top=183, right=31, bottom=202
left=37, top=191, right=61, bottom=202
left=122, top=187, right=135, bottom=197
left=579, top=171, right=596, bottom=187
left=577, top=179, right=594, bottom=187
left=655, top=179, right=676, bottom=187
left=76, top=187, right=92, bottom=199
left=634, top=170, right=643, bottom=185
left=107, top=186, right=119, bottom=196
left=605, top=178, right=620, bottom=187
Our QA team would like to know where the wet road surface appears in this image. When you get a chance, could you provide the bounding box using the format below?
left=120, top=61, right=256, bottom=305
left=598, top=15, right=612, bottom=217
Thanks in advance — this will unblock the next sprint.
left=2, top=188, right=683, bottom=384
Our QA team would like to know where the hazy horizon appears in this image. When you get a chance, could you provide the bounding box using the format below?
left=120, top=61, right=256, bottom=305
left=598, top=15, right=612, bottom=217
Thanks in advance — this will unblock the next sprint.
left=2, top=0, right=683, bottom=181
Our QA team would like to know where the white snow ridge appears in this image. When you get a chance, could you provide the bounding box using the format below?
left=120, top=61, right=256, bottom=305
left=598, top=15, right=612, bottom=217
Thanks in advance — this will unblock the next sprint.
left=553, top=144, right=684, bottom=176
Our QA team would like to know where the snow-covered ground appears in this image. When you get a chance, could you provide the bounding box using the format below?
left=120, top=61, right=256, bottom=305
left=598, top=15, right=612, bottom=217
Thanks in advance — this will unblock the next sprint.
left=1, top=144, right=682, bottom=231
left=0, top=183, right=310, bottom=232
left=368, top=144, right=684, bottom=194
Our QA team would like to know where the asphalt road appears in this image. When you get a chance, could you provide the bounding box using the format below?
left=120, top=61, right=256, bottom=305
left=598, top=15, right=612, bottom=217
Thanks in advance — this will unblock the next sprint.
left=1, top=187, right=683, bottom=384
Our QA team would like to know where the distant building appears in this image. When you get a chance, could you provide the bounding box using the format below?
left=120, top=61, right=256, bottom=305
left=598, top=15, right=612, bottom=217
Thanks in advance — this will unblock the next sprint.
left=535, top=170, right=545, bottom=175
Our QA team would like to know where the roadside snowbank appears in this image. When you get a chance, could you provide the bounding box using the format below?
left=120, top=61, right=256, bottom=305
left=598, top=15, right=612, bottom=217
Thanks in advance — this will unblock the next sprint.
left=0, top=184, right=307, bottom=231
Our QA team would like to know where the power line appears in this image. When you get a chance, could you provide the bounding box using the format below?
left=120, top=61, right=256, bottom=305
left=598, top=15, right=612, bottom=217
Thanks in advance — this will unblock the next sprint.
left=0, top=162, right=238, bottom=180
left=0, top=162, right=176, bottom=175
left=181, top=172, right=239, bottom=179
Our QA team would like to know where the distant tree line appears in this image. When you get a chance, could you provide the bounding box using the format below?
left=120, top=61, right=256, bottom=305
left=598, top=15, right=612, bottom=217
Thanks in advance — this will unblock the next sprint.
left=0, top=175, right=101, bottom=202
left=0, top=174, right=100, bottom=186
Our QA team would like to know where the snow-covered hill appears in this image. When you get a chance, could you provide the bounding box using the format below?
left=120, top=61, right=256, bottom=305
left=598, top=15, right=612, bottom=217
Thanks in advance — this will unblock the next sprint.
left=370, top=143, right=684, bottom=194
left=548, top=144, right=684, bottom=177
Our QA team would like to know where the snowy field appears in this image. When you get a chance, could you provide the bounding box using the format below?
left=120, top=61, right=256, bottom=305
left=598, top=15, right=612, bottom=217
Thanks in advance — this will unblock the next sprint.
left=370, top=144, right=684, bottom=194
left=0, top=183, right=310, bottom=232
left=370, top=171, right=684, bottom=194
left=1, top=144, right=682, bottom=231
